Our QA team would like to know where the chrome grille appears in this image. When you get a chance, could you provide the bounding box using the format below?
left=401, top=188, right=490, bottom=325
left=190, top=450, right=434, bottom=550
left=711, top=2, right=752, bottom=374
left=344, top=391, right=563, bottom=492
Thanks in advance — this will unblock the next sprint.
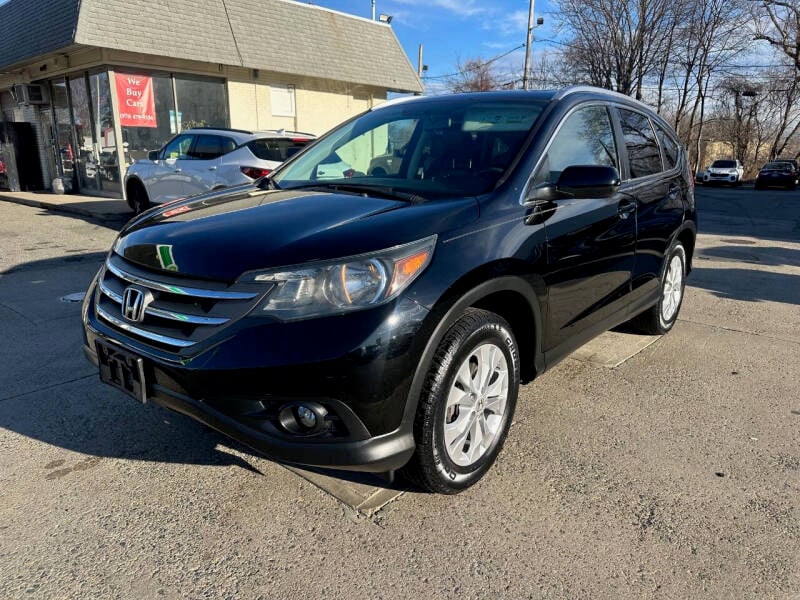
left=96, top=254, right=269, bottom=350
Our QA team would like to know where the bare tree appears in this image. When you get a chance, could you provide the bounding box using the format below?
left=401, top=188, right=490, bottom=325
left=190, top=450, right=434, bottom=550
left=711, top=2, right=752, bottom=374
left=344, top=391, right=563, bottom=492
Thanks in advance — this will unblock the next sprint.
left=446, top=58, right=503, bottom=93
left=672, top=0, right=750, bottom=168
left=555, top=0, right=677, bottom=99
left=753, top=0, right=800, bottom=72
left=752, top=0, right=800, bottom=158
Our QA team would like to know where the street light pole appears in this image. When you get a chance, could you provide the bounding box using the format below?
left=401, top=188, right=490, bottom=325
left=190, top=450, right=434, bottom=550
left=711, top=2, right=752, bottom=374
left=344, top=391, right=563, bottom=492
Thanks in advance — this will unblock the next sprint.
left=523, top=0, right=535, bottom=90
left=371, top=0, right=376, bottom=20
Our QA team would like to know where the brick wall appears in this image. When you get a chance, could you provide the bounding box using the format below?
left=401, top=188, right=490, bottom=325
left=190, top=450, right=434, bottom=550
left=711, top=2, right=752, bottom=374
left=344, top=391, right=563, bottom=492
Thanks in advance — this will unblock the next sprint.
left=0, top=91, right=54, bottom=190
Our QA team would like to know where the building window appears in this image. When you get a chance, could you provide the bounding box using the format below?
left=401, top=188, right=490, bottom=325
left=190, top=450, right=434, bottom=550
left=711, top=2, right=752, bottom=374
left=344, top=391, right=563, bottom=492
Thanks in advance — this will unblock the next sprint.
left=270, top=84, right=296, bottom=117
left=117, top=72, right=228, bottom=165
left=117, top=72, right=176, bottom=163
left=174, top=76, right=228, bottom=130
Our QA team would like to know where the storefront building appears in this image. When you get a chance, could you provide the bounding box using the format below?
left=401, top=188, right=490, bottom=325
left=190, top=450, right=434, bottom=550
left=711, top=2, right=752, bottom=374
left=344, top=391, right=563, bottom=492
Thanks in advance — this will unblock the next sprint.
left=0, top=0, right=422, bottom=199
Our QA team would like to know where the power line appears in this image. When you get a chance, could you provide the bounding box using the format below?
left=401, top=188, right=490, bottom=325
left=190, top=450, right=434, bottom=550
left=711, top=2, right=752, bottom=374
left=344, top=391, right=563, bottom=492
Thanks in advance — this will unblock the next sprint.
left=422, top=44, right=525, bottom=81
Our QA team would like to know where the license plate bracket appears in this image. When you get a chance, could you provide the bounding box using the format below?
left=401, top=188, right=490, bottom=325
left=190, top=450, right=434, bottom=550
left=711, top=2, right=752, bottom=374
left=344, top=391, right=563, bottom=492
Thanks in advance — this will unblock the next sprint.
left=96, top=340, right=148, bottom=403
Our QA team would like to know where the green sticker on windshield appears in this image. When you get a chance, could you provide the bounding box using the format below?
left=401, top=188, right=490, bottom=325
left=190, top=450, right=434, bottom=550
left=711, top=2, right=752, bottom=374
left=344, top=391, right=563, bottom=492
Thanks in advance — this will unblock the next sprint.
left=156, top=244, right=178, bottom=271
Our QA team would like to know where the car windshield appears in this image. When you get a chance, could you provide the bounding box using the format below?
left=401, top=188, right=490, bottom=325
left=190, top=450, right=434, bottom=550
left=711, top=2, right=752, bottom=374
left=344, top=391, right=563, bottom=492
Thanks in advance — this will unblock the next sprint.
left=712, top=160, right=736, bottom=168
left=270, top=98, right=547, bottom=199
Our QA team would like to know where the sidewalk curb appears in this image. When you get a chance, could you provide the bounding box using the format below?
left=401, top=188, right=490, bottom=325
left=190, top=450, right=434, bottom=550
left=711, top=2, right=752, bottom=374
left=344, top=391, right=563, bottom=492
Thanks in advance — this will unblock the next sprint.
left=0, top=193, right=130, bottom=222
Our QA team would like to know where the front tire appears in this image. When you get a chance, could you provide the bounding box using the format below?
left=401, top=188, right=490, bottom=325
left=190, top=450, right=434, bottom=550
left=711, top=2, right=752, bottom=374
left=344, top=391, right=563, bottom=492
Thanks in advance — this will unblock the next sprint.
left=630, top=242, right=687, bottom=335
left=402, top=308, right=520, bottom=494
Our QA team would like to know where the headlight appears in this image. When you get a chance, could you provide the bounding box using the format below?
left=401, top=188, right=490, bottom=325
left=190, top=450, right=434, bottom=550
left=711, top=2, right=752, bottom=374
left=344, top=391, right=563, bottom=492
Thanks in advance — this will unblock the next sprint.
left=239, top=235, right=437, bottom=320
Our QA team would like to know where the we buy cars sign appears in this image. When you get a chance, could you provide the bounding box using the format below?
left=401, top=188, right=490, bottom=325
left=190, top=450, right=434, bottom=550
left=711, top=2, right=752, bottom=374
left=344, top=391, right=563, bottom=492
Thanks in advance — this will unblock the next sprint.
left=115, top=74, right=157, bottom=128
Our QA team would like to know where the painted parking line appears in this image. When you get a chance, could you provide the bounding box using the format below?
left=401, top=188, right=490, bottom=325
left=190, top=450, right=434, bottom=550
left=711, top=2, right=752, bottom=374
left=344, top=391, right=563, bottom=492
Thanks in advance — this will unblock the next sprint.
left=570, top=330, right=662, bottom=368
left=284, top=465, right=408, bottom=516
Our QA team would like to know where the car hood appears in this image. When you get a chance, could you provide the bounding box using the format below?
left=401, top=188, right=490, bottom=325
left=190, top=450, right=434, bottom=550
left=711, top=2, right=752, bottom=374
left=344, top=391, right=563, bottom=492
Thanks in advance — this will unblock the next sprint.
left=114, top=186, right=479, bottom=281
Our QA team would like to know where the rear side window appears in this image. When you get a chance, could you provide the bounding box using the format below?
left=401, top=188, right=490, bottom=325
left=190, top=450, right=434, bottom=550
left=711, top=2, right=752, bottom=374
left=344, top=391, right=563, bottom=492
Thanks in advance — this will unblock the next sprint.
left=655, top=124, right=679, bottom=170
left=618, top=109, right=662, bottom=178
left=535, top=105, right=618, bottom=184
left=189, top=135, right=236, bottom=160
left=247, top=138, right=311, bottom=162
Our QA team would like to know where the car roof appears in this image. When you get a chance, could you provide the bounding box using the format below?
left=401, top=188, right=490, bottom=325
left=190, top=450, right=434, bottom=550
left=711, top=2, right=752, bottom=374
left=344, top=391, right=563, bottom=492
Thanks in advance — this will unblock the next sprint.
left=372, top=90, right=557, bottom=112
left=183, top=127, right=315, bottom=143
left=373, top=86, right=665, bottom=108
left=371, top=86, right=666, bottom=120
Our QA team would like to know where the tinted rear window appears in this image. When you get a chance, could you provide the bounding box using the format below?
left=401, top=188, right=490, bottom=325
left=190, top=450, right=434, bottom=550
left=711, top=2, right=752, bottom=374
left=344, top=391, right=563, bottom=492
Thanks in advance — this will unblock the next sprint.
left=712, top=160, right=736, bottom=168
left=618, top=108, right=662, bottom=178
left=189, top=135, right=236, bottom=160
left=248, top=138, right=311, bottom=162
left=655, top=124, right=679, bottom=170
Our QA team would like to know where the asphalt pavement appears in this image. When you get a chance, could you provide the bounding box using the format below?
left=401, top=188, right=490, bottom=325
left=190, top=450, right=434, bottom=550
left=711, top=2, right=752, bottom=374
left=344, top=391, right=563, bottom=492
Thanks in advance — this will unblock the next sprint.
left=0, top=185, right=798, bottom=599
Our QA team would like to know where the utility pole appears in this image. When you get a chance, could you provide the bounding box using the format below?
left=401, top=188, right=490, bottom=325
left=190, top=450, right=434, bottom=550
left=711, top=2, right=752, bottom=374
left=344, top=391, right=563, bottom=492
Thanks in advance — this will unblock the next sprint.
left=523, top=0, right=535, bottom=90
left=418, top=44, right=424, bottom=78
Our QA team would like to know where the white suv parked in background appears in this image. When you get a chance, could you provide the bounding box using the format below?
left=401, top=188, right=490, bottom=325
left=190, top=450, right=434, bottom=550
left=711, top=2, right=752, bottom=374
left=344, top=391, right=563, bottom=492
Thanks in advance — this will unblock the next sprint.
left=124, top=128, right=315, bottom=213
left=700, top=159, right=744, bottom=185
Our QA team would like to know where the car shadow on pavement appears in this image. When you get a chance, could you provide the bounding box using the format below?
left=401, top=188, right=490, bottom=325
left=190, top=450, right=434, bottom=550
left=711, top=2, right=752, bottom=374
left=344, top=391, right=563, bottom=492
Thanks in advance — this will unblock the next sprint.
left=0, top=250, right=269, bottom=476
left=0, top=380, right=268, bottom=475
left=689, top=267, right=800, bottom=305
left=696, top=245, right=800, bottom=267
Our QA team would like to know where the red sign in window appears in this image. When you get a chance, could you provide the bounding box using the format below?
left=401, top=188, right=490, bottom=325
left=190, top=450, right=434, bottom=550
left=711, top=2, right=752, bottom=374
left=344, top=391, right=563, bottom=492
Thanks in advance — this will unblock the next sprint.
left=115, top=73, right=157, bottom=128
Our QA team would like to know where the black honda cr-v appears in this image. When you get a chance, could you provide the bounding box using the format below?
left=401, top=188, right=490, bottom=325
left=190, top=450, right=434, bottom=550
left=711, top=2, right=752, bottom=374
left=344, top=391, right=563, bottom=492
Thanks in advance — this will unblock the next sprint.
left=82, top=87, right=696, bottom=493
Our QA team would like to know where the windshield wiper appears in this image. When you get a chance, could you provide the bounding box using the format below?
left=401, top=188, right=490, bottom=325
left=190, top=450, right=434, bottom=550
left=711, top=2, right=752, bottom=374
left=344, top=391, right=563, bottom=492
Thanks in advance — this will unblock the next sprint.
left=287, top=182, right=426, bottom=204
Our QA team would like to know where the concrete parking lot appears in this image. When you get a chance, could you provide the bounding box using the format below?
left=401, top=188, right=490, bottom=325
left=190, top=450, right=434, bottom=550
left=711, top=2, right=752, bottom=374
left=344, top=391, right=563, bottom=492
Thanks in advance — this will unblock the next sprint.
left=0, top=185, right=798, bottom=599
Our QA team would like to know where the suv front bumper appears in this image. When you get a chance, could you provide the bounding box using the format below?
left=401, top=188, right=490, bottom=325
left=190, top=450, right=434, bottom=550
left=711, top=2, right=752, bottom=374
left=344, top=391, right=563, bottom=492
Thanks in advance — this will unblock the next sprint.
left=82, top=289, right=432, bottom=473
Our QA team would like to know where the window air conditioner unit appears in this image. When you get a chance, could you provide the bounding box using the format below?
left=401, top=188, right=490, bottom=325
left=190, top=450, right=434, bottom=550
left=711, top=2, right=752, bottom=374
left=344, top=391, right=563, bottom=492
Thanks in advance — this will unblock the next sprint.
left=12, top=84, right=48, bottom=105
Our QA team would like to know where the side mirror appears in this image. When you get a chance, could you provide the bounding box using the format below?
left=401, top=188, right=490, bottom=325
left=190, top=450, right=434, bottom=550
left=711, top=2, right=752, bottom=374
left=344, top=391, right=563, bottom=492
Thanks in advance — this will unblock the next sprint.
left=148, top=150, right=159, bottom=162
left=556, top=165, right=621, bottom=198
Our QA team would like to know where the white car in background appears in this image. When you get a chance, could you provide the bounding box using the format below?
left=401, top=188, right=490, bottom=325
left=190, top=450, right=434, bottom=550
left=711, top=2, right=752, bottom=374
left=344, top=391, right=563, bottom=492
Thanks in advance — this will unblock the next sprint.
left=124, top=128, right=315, bottom=213
left=700, top=159, right=744, bottom=185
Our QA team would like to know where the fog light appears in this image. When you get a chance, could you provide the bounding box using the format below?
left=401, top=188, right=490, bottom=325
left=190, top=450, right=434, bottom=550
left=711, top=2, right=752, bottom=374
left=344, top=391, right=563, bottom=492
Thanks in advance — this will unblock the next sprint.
left=278, top=401, right=329, bottom=435
left=296, top=405, right=317, bottom=429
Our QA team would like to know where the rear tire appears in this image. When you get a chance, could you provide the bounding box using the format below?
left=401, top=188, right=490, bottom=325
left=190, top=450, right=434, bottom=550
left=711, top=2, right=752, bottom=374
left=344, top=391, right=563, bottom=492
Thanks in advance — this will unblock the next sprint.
left=402, top=308, right=520, bottom=494
left=127, top=181, right=151, bottom=214
left=629, top=242, right=687, bottom=335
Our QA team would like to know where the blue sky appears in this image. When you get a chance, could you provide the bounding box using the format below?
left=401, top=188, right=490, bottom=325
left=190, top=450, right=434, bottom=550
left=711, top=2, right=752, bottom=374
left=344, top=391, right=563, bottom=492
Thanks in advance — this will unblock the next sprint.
left=304, top=0, right=559, bottom=89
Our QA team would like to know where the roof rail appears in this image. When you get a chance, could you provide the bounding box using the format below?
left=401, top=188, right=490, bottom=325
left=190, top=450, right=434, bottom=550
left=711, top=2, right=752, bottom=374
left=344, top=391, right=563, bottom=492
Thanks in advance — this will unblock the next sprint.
left=553, top=85, right=654, bottom=111
left=371, top=95, right=421, bottom=111
left=253, top=129, right=316, bottom=138
left=184, top=126, right=255, bottom=135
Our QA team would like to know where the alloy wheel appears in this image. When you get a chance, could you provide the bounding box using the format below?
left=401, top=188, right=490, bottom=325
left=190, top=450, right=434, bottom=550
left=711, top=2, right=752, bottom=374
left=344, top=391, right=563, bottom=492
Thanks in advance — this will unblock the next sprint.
left=443, top=343, right=509, bottom=467
left=661, top=254, right=684, bottom=322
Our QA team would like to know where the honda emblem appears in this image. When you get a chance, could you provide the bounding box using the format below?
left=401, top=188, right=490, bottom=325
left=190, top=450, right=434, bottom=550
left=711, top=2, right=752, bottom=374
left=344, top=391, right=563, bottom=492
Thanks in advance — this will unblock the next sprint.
left=121, top=287, right=147, bottom=323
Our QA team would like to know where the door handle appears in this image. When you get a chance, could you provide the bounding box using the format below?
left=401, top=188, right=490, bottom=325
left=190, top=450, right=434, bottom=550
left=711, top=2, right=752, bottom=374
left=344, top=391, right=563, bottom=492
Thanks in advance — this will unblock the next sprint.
left=208, top=166, right=217, bottom=171
left=618, top=199, right=636, bottom=219
left=174, top=168, right=182, bottom=173
left=667, top=185, right=680, bottom=201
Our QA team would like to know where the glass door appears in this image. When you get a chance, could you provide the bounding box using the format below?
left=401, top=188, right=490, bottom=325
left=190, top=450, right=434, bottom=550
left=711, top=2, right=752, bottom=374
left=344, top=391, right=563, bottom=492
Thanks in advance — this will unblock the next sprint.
left=89, top=72, right=121, bottom=196
left=51, top=79, right=76, bottom=188
left=69, top=74, right=101, bottom=193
